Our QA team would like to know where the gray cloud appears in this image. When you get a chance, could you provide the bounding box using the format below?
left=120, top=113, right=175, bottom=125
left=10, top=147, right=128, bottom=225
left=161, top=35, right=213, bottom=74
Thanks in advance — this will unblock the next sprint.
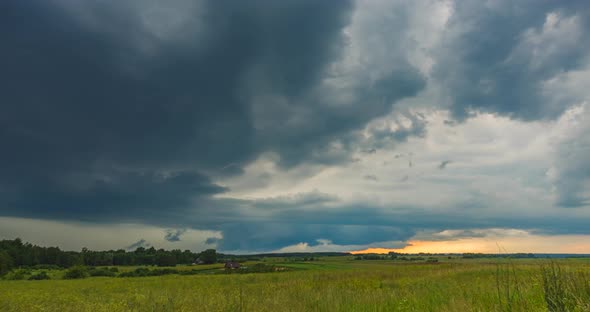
left=0, top=0, right=428, bottom=226
left=252, top=191, right=338, bottom=210
left=205, top=237, right=219, bottom=245
left=365, top=112, right=428, bottom=150
left=434, top=0, right=590, bottom=121
left=1, top=170, right=226, bottom=223
left=550, top=105, right=590, bottom=207
left=438, top=160, right=452, bottom=170
left=364, top=175, right=378, bottom=181
left=211, top=194, right=590, bottom=251
left=126, top=239, right=151, bottom=251
left=1, top=1, right=589, bottom=253
left=164, top=229, right=187, bottom=242
left=217, top=222, right=416, bottom=252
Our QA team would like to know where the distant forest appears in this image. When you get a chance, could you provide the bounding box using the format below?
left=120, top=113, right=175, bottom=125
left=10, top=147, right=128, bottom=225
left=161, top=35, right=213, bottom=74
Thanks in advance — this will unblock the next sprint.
left=0, top=238, right=214, bottom=274
left=0, top=238, right=348, bottom=275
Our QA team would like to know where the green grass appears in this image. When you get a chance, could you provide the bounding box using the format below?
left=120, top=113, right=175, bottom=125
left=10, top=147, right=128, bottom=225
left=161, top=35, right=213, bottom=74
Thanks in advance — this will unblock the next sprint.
left=0, top=258, right=588, bottom=311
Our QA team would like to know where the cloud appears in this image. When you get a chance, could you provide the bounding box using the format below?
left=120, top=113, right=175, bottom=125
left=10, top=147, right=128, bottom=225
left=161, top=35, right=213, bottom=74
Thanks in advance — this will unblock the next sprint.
left=0, top=170, right=226, bottom=223
left=0, top=0, right=428, bottom=225
left=1, top=1, right=589, bottom=253
left=438, top=160, right=452, bottom=169
left=205, top=237, right=219, bottom=245
left=251, top=191, right=338, bottom=210
left=216, top=222, right=416, bottom=252
left=548, top=104, right=590, bottom=207
left=363, top=111, right=428, bottom=150
left=164, top=229, right=187, bottom=242
left=413, top=228, right=532, bottom=242
left=364, top=175, right=378, bottom=181
left=126, top=239, right=151, bottom=251
left=433, top=0, right=590, bottom=121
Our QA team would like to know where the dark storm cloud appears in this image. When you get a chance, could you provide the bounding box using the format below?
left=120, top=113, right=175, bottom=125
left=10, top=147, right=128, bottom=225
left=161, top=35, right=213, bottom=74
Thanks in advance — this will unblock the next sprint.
left=0, top=1, right=336, bottom=216
left=216, top=222, right=416, bottom=252
left=434, top=0, right=590, bottom=121
left=1, top=170, right=226, bottom=222
left=164, top=228, right=187, bottom=242
left=3, top=0, right=589, bottom=253
left=0, top=0, right=429, bottom=226
left=0, top=0, right=354, bottom=172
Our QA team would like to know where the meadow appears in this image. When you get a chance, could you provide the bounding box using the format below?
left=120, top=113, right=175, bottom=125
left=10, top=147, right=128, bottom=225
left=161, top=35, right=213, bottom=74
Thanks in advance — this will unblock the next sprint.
left=0, top=256, right=589, bottom=311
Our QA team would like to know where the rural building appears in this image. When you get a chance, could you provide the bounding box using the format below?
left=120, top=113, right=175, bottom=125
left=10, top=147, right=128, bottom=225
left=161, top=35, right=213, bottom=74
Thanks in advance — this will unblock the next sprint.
left=224, top=261, right=241, bottom=269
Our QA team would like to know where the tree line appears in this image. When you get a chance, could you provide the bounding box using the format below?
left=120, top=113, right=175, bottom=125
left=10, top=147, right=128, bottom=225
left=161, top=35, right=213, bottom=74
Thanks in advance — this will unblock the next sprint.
left=0, top=238, right=218, bottom=275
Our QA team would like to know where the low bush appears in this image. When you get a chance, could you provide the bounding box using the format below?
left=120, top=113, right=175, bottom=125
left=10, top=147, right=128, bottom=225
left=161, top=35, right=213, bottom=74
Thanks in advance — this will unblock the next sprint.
left=88, top=267, right=116, bottom=277
left=118, top=267, right=178, bottom=278
left=28, top=271, right=50, bottom=280
left=3, top=269, right=29, bottom=280
left=224, top=263, right=288, bottom=274
left=63, top=266, right=89, bottom=279
left=31, top=264, right=62, bottom=270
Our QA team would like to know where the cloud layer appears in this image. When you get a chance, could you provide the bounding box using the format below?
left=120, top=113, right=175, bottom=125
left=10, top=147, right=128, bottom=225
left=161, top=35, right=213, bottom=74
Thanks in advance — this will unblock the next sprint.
left=1, top=0, right=590, bottom=252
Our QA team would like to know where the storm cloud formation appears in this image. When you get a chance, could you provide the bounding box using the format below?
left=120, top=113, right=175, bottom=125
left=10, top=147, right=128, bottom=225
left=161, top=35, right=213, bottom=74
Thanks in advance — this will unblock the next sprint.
left=1, top=0, right=590, bottom=252
left=434, top=0, right=590, bottom=121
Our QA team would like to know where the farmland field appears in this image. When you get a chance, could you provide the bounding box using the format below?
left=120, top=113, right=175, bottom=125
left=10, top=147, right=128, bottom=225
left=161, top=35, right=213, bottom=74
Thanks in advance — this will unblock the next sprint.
left=1, top=257, right=589, bottom=311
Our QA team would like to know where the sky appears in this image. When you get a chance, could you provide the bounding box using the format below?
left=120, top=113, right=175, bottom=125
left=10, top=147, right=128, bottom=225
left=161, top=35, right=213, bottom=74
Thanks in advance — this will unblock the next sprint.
left=1, top=0, right=590, bottom=254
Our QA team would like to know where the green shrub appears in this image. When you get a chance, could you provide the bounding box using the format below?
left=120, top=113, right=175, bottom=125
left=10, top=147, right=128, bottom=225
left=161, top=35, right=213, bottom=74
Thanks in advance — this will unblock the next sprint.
left=88, top=267, right=116, bottom=277
left=178, top=269, right=201, bottom=276
left=3, top=269, right=28, bottom=280
left=28, top=271, right=50, bottom=280
left=31, top=264, right=62, bottom=270
left=63, top=266, right=89, bottom=279
left=118, top=267, right=179, bottom=278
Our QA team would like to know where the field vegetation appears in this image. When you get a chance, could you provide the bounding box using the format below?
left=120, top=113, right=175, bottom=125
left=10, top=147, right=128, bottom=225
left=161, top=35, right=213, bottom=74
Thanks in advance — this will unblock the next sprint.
left=1, top=256, right=589, bottom=311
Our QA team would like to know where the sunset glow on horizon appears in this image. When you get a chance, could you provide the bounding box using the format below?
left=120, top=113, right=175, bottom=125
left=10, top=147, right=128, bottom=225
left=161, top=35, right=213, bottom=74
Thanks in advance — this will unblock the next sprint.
left=351, top=235, right=590, bottom=254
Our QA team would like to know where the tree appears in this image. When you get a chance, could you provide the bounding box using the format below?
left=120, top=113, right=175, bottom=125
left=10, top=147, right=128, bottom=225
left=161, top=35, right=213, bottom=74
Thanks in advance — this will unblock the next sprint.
left=199, top=249, right=217, bottom=264
left=155, top=254, right=177, bottom=267
left=0, top=250, right=13, bottom=275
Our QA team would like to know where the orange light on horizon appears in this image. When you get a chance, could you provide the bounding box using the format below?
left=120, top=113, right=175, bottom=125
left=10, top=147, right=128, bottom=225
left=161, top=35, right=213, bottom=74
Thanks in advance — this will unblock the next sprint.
left=351, top=239, right=492, bottom=254
left=350, top=235, right=590, bottom=254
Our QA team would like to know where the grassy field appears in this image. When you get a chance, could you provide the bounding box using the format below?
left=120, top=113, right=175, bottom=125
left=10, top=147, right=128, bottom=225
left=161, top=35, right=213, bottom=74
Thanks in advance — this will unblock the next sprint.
left=1, top=257, right=589, bottom=311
